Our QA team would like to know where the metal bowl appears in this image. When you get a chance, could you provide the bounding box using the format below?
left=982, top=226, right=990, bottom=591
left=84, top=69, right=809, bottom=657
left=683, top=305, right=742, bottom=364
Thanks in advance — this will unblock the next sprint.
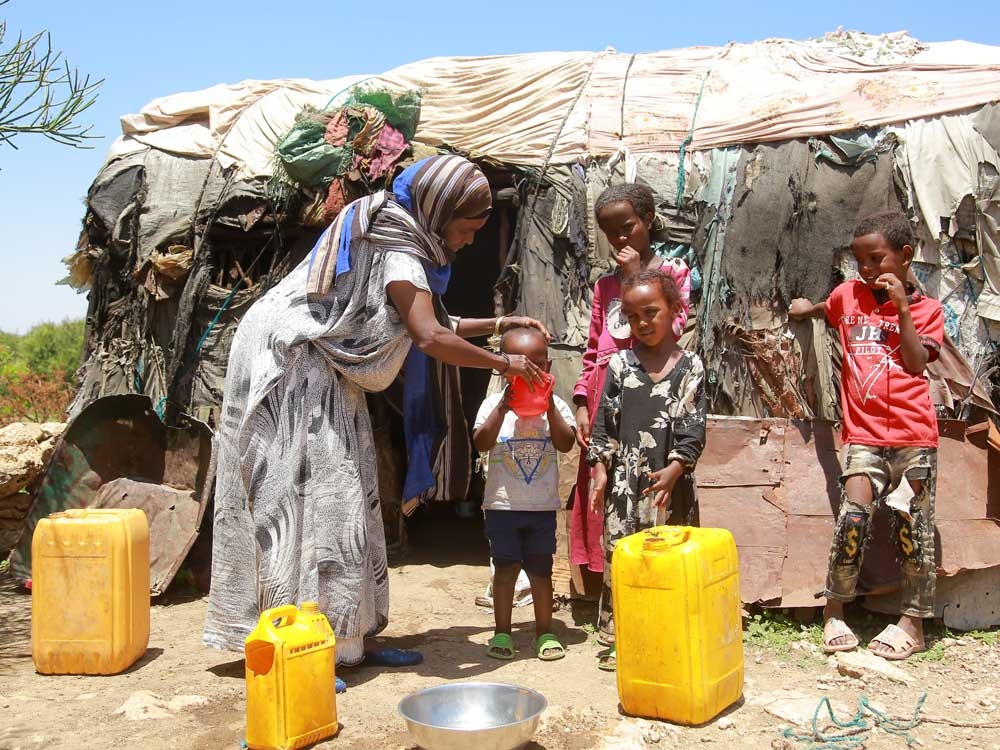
left=398, top=682, right=547, bottom=750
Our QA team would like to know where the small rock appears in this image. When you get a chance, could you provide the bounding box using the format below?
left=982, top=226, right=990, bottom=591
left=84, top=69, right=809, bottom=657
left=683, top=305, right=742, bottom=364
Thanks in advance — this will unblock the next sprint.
left=75, top=693, right=97, bottom=701
left=836, top=660, right=864, bottom=680
left=716, top=716, right=735, bottom=730
left=940, top=638, right=958, bottom=648
left=39, top=422, right=66, bottom=440
left=700, top=737, right=713, bottom=743
left=754, top=689, right=852, bottom=728
left=835, top=650, right=916, bottom=685
left=754, top=655, right=764, bottom=664
left=0, top=423, right=46, bottom=496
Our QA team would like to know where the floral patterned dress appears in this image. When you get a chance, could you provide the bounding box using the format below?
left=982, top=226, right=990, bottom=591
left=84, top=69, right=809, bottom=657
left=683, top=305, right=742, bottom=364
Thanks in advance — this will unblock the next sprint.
left=586, top=348, right=707, bottom=641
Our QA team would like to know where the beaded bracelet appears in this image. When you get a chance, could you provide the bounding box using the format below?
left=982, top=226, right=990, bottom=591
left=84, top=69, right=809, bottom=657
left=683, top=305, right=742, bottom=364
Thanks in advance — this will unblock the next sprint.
left=495, top=352, right=511, bottom=375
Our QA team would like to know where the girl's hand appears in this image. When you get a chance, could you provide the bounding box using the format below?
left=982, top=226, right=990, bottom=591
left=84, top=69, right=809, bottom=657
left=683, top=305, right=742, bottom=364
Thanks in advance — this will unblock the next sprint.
left=575, top=405, right=591, bottom=448
left=613, top=246, right=642, bottom=277
left=876, top=273, right=908, bottom=311
left=590, top=463, right=607, bottom=514
left=504, top=353, right=544, bottom=386
left=502, top=315, right=552, bottom=341
left=643, top=463, right=684, bottom=508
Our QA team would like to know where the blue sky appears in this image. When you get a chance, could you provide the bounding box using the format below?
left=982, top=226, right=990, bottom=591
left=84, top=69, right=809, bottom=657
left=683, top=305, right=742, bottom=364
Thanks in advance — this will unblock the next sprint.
left=2, top=0, right=999, bottom=332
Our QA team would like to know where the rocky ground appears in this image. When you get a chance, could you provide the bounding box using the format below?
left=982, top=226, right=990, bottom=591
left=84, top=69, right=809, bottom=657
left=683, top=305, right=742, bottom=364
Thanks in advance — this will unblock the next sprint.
left=2, top=515, right=1000, bottom=750
left=0, top=422, right=64, bottom=554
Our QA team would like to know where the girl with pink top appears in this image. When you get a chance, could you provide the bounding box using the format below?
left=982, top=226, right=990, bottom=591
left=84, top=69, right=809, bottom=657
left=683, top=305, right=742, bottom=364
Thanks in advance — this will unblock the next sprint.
left=570, top=183, right=691, bottom=583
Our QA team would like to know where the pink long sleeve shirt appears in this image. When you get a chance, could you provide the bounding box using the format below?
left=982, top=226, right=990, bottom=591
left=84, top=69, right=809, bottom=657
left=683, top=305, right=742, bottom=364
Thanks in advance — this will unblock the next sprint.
left=573, top=257, right=692, bottom=410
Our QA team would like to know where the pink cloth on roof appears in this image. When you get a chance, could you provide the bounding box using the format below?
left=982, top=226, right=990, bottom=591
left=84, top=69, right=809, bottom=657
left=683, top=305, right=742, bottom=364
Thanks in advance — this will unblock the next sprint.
left=568, top=257, right=691, bottom=573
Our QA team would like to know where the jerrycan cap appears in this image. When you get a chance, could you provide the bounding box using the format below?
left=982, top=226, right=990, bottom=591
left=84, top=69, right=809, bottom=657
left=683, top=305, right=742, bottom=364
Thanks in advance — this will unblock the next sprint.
left=300, top=601, right=320, bottom=613
left=643, top=527, right=689, bottom=552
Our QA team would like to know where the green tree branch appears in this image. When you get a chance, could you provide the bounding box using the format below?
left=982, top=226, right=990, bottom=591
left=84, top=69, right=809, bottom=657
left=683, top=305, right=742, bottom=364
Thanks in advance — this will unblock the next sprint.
left=0, top=0, right=103, bottom=150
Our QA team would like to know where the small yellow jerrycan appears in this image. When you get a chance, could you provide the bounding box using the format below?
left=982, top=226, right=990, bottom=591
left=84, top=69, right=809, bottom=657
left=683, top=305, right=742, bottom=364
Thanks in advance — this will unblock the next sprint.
left=245, top=602, right=338, bottom=750
left=612, top=525, right=743, bottom=725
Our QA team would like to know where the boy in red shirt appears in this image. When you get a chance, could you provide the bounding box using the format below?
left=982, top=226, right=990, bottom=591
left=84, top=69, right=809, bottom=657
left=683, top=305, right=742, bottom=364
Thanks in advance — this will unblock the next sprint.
left=789, top=210, right=944, bottom=661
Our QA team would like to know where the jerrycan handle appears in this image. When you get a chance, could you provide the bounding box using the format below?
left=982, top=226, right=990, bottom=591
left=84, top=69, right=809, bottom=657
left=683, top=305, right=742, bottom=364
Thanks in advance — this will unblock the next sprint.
left=261, top=604, right=299, bottom=631
left=643, top=527, right=689, bottom=552
left=51, top=509, right=87, bottom=519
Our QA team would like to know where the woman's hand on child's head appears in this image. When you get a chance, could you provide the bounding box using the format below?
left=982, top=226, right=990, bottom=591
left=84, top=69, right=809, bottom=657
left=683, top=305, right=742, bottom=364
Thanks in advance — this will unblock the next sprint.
left=502, top=315, right=552, bottom=341
left=876, top=273, right=909, bottom=310
left=614, top=246, right=642, bottom=277
left=788, top=298, right=814, bottom=321
left=589, top=463, right=607, bottom=514
left=644, top=463, right=685, bottom=508
left=575, top=405, right=591, bottom=448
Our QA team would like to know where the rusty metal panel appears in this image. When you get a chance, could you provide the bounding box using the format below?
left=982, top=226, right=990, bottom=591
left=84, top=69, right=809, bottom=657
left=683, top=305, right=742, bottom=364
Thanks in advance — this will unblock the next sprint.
left=780, top=515, right=836, bottom=608
left=698, top=415, right=997, bottom=609
left=9, top=395, right=213, bottom=596
left=935, top=421, right=993, bottom=521
left=937, top=519, right=1000, bottom=573
left=699, top=485, right=786, bottom=604
left=699, top=417, right=785, bottom=488
left=781, top=420, right=842, bottom=517
left=94, top=478, right=202, bottom=595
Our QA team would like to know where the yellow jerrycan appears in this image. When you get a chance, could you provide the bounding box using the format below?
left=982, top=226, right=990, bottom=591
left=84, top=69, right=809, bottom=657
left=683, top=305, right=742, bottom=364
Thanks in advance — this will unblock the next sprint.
left=31, top=508, right=150, bottom=675
left=612, top=525, right=743, bottom=725
left=245, top=602, right=338, bottom=750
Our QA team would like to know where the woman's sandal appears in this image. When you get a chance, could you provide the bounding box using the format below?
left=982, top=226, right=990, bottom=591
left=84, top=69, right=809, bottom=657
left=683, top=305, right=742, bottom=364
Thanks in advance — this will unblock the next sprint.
left=868, top=624, right=925, bottom=661
left=363, top=647, right=423, bottom=667
left=401, top=498, right=422, bottom=518
left=532, top=633, right=566, bottom=661
left=486, top=633, right=516, bottom=660
left=597, top=645, right=617, bottom=672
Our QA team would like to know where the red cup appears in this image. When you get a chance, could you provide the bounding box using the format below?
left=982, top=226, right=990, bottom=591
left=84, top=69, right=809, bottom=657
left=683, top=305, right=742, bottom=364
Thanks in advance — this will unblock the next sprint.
left=508, top=372, right=555, bottom=418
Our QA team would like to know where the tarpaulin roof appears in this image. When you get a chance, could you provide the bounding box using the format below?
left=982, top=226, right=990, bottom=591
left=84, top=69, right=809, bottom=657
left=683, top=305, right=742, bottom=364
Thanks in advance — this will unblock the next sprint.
left=112, top=31, right=1000, bottom=175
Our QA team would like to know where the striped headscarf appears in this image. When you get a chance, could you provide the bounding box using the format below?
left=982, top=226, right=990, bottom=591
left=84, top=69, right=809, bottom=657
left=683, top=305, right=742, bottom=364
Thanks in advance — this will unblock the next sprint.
left=307, top=155, right=491, bottom=295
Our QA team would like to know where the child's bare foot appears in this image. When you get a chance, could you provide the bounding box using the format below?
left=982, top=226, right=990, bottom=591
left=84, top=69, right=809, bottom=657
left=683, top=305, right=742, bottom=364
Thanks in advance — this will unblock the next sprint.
left=869, top=616, right=925, bottom=660
left=822, top=600, right=859, bottom=653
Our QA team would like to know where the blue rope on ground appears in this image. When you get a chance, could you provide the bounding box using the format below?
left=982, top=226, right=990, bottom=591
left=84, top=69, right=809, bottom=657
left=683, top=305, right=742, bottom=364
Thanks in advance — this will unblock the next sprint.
left=782, top=693, right=927, bottom=749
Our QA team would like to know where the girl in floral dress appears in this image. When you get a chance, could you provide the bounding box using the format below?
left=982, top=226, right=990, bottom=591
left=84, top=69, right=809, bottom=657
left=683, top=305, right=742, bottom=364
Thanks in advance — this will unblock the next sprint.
left=587, top=269, right=706, bottom=671
left=570, top=183, right=691, bottom=581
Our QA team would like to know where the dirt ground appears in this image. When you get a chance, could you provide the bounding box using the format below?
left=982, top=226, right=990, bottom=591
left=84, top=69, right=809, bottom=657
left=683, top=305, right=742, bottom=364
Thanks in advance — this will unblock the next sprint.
left=2, top=516, right=1000, bottom=750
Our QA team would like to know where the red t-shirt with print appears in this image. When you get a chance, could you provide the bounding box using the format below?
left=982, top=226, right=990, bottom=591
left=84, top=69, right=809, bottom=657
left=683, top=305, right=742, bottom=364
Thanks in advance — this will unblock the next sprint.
left=825, top=280, right=944, bottom=448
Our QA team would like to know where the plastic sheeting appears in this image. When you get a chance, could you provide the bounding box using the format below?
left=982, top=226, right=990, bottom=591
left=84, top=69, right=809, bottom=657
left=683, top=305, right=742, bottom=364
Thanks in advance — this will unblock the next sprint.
left=897, top=113, right=1000, bottom=323
left=111, top=34, right=1000, bottom=175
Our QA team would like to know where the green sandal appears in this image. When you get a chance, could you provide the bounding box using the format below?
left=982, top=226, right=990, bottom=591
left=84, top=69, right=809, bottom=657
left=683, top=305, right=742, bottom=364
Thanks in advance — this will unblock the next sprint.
left=486, top=633, right=516, bottom=660
left=532, top=633, right=566, bottom=661
left=597, top=645, right=616, bottom=672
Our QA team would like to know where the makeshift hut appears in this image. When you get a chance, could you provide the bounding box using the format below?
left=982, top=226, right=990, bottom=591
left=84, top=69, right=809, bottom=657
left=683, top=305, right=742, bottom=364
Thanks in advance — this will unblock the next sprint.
left=12, top=31, right=1000, bottom=626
